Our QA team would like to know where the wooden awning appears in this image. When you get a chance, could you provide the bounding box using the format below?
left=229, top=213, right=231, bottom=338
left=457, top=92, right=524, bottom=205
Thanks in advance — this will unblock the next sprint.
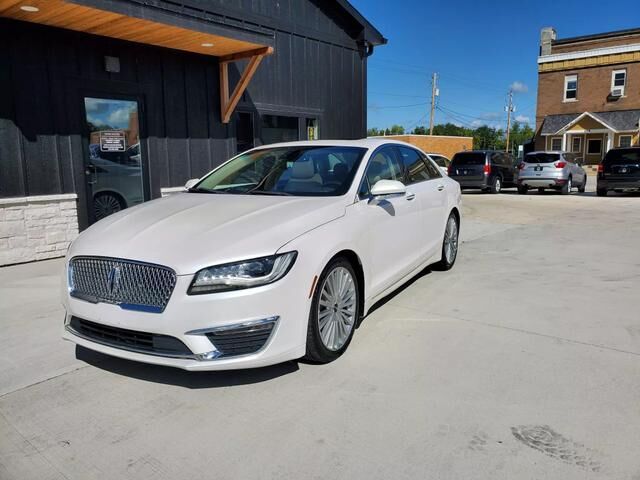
left=1, top=0, right=274, bottom=122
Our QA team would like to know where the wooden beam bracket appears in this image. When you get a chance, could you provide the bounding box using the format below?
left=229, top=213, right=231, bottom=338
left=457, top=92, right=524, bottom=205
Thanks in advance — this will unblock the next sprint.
left=220, top=46, right=273, bottom=124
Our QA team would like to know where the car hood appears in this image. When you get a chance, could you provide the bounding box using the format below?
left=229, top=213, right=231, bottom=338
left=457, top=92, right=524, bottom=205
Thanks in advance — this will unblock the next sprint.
left=69, top=192, right=348, bottom=275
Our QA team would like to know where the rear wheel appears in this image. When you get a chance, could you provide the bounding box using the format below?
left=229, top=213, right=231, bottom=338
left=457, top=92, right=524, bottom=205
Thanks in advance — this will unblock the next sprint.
left=517, top=185, right=528, bottom=195
left=597, top=188, right=607, bottom=197
left=305, top=258, right=359, bottom=363
left=434, top=212, right=459, bottom=271
left=578, top=175, right=587, bottom=193
left=490, top=176, right=502, bottom=194
left=538, top=188, right=545, bottom=194
left=561, top=177, right=572, bottom=195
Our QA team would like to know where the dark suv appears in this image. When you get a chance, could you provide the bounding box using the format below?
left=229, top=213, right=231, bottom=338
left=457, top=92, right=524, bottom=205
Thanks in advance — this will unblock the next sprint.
left=448, top=150, right=518, bottom=193
left=597, top=147, right=640, bottom=196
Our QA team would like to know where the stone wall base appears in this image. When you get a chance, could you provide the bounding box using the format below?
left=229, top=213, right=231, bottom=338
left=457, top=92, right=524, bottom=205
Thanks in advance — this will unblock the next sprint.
left=0, top=194, right=79, bottom=266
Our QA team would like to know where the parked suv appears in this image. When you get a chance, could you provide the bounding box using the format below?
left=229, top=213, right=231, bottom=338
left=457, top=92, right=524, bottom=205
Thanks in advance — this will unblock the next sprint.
left=517, top=151, right=587, bottom=195
left=597, top=147, right=640, bottom=196
left=448, top=150, right=517, bottom=193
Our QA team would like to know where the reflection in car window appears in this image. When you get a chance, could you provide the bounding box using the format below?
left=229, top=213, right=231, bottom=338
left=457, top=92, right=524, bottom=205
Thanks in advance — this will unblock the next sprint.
left=194, top=146, right=367, bottom=197
left=365, top=147, right=403, bottom=187
left=422, top=155, right=442, bottom=178
left=398, top=147, right=430, bottom=184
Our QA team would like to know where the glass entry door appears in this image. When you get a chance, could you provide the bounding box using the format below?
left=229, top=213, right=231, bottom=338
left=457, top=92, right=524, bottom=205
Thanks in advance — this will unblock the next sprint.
left=83, top=97, right=145, bottom=222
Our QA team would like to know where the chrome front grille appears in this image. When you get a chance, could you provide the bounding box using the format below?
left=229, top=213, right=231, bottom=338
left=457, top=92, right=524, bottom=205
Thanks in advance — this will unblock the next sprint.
left=69, top=257, right=176, bottom=313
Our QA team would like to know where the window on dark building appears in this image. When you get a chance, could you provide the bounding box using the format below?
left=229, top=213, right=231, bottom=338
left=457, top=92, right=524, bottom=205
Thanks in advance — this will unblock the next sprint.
left=261, top=115, right=299, bottom=145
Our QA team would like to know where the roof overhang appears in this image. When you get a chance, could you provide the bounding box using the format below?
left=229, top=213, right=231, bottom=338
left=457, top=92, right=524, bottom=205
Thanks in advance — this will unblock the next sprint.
left=538, top=43, right=640, bottom=64
left=554, top=112, right=618, bottom=135
left=0, top=0, right=275, bottom=57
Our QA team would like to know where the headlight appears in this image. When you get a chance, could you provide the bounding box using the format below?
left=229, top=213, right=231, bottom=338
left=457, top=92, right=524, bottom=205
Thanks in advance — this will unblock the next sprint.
left=188, top=251, right=297, bottom=294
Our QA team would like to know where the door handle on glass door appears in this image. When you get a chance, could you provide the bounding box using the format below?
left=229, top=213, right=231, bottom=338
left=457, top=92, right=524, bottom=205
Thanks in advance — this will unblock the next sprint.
left=437, top=184, right=445, bottom=191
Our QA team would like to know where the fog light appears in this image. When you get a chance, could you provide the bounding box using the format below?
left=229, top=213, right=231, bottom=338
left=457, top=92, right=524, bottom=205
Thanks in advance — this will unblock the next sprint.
left=195, top=350, right=222, bottom=361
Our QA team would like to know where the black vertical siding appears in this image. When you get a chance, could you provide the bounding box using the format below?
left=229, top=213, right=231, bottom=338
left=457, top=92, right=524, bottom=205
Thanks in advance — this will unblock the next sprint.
left=0, top=0, right=368, bottom=211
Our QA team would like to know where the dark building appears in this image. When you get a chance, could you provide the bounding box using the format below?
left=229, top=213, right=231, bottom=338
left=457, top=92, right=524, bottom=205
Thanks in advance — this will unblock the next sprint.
left=0, top=0, right=385, bottom=265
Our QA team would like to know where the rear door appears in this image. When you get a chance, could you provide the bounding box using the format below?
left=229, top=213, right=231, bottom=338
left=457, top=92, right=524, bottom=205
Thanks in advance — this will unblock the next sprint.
left=450, top=152, right=486, bottom=181
left=602, top=150, right=640, bottom=185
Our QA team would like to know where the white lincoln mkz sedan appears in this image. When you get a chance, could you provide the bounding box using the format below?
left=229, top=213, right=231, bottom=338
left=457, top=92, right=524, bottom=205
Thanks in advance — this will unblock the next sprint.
left=62, top=139, right=461, bottom=370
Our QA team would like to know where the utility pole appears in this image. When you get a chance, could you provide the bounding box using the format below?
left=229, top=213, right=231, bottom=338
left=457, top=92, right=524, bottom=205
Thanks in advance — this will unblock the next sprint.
left=429, top=72, right=438, bottom=136
left=505, top=89, right=515, bottom=153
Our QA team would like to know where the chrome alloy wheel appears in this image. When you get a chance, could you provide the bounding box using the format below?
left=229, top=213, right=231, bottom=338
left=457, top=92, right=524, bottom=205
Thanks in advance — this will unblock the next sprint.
left=317, top=266, right=357, bottom=351
left=444, top=216, right=459, bottom=264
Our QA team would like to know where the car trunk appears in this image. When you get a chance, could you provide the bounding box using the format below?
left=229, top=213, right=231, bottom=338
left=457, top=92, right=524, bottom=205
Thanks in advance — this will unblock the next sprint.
left=521, top=153, right=560, bottom=177
left=450, top=152, right=486, bottom=181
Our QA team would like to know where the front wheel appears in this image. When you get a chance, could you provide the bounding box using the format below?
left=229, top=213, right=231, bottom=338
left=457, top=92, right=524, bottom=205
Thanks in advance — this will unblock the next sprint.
left=434, top=212, right=459, bottom=271
left=561, top=177, right=572, bottom=195
left=305, top=258, right=359, bottom=363
left=517, top=185, right=528, bottom=195
left=596, top=188, right=607, bottom=197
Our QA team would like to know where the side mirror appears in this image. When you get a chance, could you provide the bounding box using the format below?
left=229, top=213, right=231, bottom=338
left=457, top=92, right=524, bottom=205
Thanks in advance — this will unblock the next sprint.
left=370, top=179, right=406, bottom=198
left=184, top=178, right=199, bottom=189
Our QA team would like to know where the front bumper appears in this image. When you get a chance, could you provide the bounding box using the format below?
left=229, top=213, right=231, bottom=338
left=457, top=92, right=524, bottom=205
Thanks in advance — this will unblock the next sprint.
left=62, top=262, right=310, bottom=371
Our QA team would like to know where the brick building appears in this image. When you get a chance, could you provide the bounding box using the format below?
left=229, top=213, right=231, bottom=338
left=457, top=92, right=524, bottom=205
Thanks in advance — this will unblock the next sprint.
left=535, top=27, right=640, bottom=163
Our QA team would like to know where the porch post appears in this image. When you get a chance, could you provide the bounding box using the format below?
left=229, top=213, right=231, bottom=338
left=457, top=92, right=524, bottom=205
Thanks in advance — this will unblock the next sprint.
left=561, top=132, right=567, bottom=151
left=605, top=131, right=612, bottom=153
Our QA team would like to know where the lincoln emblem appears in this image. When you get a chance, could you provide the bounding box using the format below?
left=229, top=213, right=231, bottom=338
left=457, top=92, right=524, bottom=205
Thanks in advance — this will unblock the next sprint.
left=107, top=266, right=121, bottom=294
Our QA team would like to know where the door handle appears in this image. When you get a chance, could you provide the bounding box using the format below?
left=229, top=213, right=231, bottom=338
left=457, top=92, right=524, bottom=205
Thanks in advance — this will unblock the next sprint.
left=406, top=192, right=416, bottom=201
left=437, top=184, right=445, bottom=191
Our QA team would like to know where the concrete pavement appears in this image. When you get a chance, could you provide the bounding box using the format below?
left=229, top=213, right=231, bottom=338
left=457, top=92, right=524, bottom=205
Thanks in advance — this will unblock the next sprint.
left=1, top=188, right=640, bottom=480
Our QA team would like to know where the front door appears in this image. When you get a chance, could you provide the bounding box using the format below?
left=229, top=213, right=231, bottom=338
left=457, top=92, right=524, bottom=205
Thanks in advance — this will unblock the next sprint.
left=82, top=97, right=145, bottom=224
left=352, top=146, right=424, bottom=298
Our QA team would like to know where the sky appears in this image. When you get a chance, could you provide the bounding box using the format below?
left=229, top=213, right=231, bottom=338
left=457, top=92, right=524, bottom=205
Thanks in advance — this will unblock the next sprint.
left=349, top=0, right=640, bottom=132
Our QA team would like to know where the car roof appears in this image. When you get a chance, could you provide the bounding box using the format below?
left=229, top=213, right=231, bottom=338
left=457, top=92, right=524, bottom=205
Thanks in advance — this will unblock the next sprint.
left=250, top=138, right=420, bottom=151
left=527, top=150, right=567, bottom=154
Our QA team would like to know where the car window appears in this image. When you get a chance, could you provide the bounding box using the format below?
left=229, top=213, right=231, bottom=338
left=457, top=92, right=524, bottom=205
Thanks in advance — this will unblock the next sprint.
left=602, top=149, right=640, bottom=166
left=365, top=147, right=404, bottom=186
left=422, top=154, right=443, bottom=178
left=491, top=152, right=506, bottom=165
left=398, top=147, right=431, bottom=184
left=452, top=152, right=486, bottom=165
left=432, top=155, right=450, bottom=167
left=524, top=153, right=560, bottom=163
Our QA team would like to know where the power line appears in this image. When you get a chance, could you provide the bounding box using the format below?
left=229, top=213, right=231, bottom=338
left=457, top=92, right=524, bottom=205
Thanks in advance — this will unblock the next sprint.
left=368, top=102, right=429, bottom=110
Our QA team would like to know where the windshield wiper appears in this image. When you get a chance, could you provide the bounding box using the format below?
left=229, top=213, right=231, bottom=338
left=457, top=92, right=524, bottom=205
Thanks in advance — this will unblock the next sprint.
left=247, top=190, right=292, bottom=196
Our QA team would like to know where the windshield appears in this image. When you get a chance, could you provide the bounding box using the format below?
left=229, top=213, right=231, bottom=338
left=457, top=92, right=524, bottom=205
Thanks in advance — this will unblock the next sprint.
left=603, top=149, right=640, bottom=166
left=524, top=153, right=560, bottom=163
left=451, top=152, right=486, bottom=165
left=193, top=146, right=367, bottom=196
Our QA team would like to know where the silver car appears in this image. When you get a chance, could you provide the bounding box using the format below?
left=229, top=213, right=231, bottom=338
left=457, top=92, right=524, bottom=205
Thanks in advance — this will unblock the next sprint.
left=517, top=151, right=587, bottom=195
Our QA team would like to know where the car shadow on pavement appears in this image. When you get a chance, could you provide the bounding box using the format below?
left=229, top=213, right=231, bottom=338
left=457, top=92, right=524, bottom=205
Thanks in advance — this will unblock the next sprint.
left=360, top=266, right=434, bottom=323
left=75, top=345, right=299, bottom=388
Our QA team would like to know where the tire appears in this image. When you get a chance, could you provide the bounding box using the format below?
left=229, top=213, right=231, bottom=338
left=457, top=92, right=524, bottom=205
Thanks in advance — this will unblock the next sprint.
left=538, top=188, right=545, bottom=194
left=517, top=185, right=528, bottom=195
left=93, top=192, right=125, bottom=220
left=434, top=212, right=459, bottom=271
left=305, top=257, right=359, bottom=363
left=489, top=176, right=502, bottom=194
left=578, top=175, right=587, bottom=193
left=597, top=188, right=607, bottom=197
left=561, top=176, right=572, bottom=195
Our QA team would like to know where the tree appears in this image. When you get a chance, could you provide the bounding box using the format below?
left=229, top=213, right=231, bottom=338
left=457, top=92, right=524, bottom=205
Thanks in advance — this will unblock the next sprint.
left=389, top=124, right=405, bottom=135
left=367, top=127, right=382, bottom=137
left=412, top=126, right=427, bottom=135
